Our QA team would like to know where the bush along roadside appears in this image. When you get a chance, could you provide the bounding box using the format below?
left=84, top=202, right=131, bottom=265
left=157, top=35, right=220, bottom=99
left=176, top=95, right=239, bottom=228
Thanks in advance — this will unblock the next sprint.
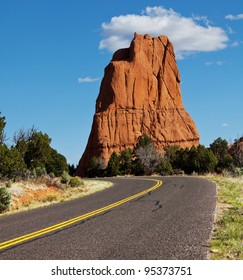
left=0, top=187, right=11, bottom=213
left=208, top=176, right=243, bottom=259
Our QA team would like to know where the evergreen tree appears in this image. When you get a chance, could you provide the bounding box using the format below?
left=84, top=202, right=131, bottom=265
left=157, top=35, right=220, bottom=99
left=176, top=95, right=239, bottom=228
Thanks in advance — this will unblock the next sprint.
left=0, top=145, right=26, bottom=179
left=164, top=145, right=180, bottom=168
left=135, top=133, right=153, bottom=149
left=68, top=164, right=77, bottom=176
left=156, top=158, right=173, bottom=175
left=209, top=137, right=228, bottom=161
left=106, top=152, right=121, bottom=176
left=174, top=147, right=190, bottom=172
left=86, top=156, right=103, bottom=178
left=0, top=114, right=69, bottom=179
left=131, top=158, right=145, bottom=176
left=187, top=146, right=200, bottom=174
left=119, top=148, right=134, bottom=175
left=216, top=154, right=234, bottom=173
left=196, top=145, right=217, bottom=174
left=24, top=131, right=52, bottom=169
left=209, top=137, right=235, bottom=173
left=45, top=148, right=68, bottom=177
left=14, top=127, right=68, bottom=176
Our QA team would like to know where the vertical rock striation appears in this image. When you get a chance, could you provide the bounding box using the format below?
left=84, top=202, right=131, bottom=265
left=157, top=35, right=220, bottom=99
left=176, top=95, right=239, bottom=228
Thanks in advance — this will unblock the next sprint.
left=77, top=33, right=200, bottom=176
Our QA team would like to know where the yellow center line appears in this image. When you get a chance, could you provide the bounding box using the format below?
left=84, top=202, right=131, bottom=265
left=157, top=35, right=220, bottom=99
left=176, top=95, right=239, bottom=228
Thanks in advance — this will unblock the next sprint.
left=0, top=178, right=162, bottom=251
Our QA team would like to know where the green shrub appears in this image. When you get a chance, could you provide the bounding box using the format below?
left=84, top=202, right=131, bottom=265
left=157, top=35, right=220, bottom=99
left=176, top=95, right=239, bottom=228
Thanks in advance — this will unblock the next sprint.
left=156, top=158, right=173, bottom=175
left=5, top=181, right=12, bottom=188
left=0, top=187, right=11, bottom=213
left=61, top=171, right=70, bottom=184
left=34, top=166, right=47, bottom=177
left=69, top=177, right=83, bottom=187
left=49, top=172, right=55, bottom=178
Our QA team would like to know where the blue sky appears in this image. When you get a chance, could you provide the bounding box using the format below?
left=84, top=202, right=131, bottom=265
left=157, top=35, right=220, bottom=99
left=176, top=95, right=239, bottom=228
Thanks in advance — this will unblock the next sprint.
left=0, top=0, right=242, bottom=165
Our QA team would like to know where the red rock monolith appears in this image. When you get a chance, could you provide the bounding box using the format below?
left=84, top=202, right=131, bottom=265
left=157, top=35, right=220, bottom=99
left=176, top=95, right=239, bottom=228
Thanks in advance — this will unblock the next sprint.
left=77, top=33, right=200, bottom=176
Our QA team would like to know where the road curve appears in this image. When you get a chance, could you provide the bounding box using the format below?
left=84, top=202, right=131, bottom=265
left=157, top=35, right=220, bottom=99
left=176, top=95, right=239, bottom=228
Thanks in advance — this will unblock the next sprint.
left=0, top=176, right=216, bottom=259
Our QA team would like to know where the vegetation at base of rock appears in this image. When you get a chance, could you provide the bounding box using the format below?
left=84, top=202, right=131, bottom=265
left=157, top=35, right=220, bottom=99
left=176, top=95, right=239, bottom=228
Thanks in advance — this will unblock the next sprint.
left=86, top=134, right=243, bottom=177
left=167, top=145, right=217, bottom=175
left=208, top=176, right=243, bottom=260
left=119, top=148, right=134, bottom=175
left=106, top=152, right=121, bottom=177
left=135, top=138, right=162, bottom=175
left=86, top=157, right=104, bottom=178
left=0, top=187, right=11, bottom=213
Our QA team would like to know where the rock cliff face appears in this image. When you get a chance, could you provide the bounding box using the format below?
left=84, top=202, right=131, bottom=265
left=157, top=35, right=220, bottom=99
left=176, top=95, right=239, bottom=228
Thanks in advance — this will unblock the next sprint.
left=77, top=33, right=199, bottom=176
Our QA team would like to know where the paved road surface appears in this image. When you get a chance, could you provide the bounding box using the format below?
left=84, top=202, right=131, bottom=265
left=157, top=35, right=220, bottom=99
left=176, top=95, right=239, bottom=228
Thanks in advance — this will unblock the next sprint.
left=0, top=176, right=216, bottom=259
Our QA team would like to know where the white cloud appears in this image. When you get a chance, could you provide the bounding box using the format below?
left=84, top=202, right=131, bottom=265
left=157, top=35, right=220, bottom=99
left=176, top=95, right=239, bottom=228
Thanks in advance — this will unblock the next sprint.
left=205, top=61, right=225, bottom=66
left=99, top=6, right=229, bottom=59
left=191, top=14, right=211, bottom=26
left=78, top=77, right=100, bottom=83
left=226, top=25, right=235, bottom=34
left=221, top=123, right=229, bottom=127
left=231, top=41, right=239, bottom=47
left=225, top=14, right=243, bottom=20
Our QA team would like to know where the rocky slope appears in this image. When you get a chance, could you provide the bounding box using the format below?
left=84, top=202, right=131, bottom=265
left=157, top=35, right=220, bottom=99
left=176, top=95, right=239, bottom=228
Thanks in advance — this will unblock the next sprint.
left=77, top=33, right=199, bottom=176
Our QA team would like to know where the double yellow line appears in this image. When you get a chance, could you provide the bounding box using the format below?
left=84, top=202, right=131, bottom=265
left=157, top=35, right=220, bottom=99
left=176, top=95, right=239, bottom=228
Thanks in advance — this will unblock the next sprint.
left=0, top=178, right=162, bottom=251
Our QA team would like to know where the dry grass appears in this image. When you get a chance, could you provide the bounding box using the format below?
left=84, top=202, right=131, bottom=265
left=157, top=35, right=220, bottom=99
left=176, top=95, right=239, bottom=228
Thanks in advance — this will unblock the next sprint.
left=207, top=175, right=243, bottom=260
left=0, top=179, right=113, bottom=215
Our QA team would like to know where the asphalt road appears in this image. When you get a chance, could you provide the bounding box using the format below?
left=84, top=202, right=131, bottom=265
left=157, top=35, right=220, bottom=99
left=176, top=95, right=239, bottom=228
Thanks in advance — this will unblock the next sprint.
left=0, top=176, right=216, bottom=260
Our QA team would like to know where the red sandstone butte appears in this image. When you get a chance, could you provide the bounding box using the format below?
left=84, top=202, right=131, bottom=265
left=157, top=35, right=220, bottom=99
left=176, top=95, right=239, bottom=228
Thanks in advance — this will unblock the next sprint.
left=76, top=33, right=200, bottom=176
